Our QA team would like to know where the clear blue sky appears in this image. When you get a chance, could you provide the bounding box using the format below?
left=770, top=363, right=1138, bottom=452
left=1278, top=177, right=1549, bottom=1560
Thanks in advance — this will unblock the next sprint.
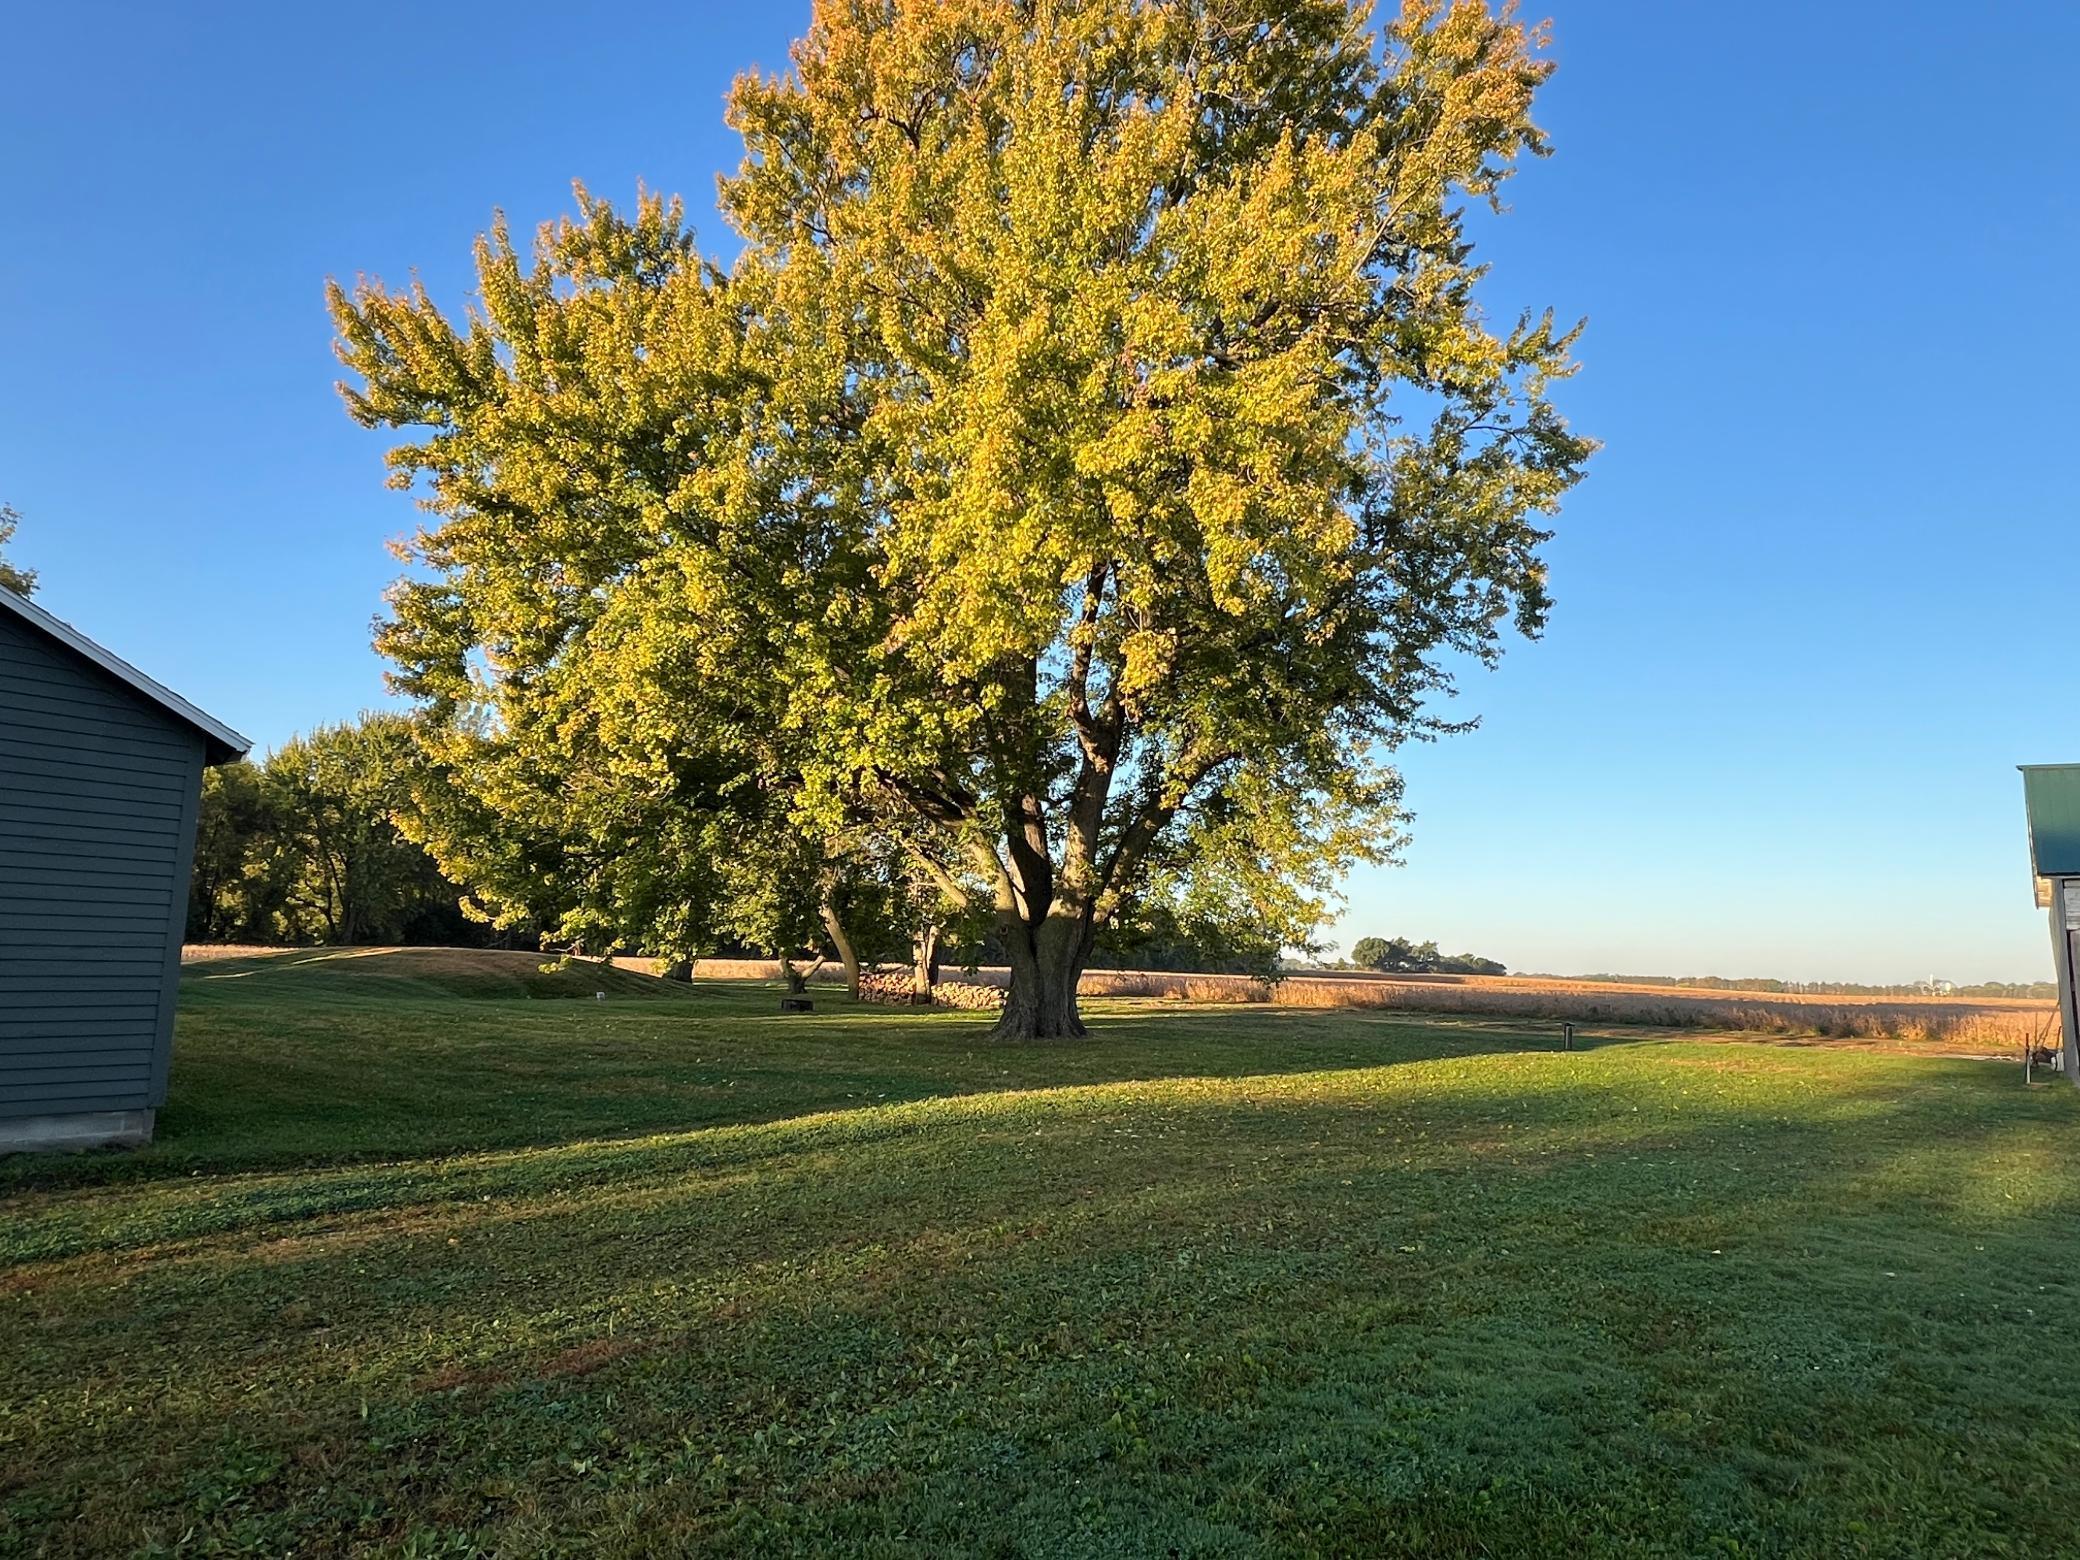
left=4, top=2, right=2074, bottom=983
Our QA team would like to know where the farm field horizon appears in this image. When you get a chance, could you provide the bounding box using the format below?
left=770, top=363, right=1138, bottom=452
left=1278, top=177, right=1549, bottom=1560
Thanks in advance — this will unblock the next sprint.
left=182, top=945, right=2068, bottom=1059
left=7, top=949, right=2080, bottom=1554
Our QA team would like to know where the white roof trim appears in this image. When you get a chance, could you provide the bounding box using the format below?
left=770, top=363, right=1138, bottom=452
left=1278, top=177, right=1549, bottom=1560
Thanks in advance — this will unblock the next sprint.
left=0, top=585, right=251, bottom=760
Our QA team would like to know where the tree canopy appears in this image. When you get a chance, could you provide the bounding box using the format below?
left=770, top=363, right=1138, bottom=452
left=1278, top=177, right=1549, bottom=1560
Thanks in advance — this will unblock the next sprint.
left=187, top=714, right=489, bottom=948
left=0, top=503, right=36, bottom=597
left=330, top=0, right=1590, bottom=1036
left=1349, top=935, right=1504, bottom=975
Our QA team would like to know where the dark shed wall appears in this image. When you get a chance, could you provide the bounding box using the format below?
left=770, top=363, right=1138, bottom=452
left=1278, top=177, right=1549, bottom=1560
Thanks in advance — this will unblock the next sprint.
left=0, top=611, right=205, bottom=1119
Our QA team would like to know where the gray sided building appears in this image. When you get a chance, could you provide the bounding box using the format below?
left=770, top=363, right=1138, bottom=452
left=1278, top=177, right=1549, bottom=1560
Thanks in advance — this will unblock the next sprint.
left=1, top=587, right=248, bottom=1152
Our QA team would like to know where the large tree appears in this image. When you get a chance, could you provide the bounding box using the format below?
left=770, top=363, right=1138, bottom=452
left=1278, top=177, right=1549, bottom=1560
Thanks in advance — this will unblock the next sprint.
left=332, top=0, right=1590, bottom=1037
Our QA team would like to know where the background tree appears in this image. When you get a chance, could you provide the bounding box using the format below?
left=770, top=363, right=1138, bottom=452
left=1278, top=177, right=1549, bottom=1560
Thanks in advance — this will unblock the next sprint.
left=1435, top=951, right=1507, bottom=976
left=1348, top=935, right=1394, bottom=972
left=0, top=503, right=37, bottom=596
left=832, top=821, right=996, bottom=998
left=262, top=715, right=462, bottom=945
left=1355, top=935, right=1438, bottom=972
left=185, top=761, right=291, bottom=942
left=332, top=0, right=1590, bottom=1037
left=1348, top=934, right=1505, bottom=975
left=183, top=715, right=485, bottom=948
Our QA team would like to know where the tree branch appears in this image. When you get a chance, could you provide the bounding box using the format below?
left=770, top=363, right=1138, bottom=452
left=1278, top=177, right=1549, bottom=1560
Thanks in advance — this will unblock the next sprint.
left=1093, top=744, right=1239, bottom=922
left=900, top=837, right=977, bottom=913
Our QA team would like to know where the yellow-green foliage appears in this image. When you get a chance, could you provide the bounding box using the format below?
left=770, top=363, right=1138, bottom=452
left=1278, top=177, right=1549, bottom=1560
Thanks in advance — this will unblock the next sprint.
left=329, top=0, right=1593, bottom=1032
left=0, top=501, right=35, bottom=596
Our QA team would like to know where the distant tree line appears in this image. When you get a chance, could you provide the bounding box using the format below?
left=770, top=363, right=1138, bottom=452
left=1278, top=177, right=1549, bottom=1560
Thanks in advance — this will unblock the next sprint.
left=1344, top=936, right=1507, bottom=976
left=186, top=713, right=495, bottom=948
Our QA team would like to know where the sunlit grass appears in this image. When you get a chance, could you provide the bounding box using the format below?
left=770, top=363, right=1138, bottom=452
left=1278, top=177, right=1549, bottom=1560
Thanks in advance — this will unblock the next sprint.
left=4, top=952, right=2078, bottom=1554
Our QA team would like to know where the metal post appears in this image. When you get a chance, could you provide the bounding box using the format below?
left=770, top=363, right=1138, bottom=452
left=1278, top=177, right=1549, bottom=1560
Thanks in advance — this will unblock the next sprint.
left=2050, top=878, right=2080, bottom=1085
left=1562, top=1021, right=1574, bottom=1052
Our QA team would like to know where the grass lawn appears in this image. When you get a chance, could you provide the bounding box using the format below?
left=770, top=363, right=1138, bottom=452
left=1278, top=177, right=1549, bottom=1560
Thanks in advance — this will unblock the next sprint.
left=6, top=950, right=2080, bottom=1556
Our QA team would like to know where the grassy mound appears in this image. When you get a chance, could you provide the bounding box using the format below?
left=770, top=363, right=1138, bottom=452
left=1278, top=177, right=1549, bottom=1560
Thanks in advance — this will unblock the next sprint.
left=6, top=981, right=2080, bottom=1553
left=179, top=946, right=699, bottom=1003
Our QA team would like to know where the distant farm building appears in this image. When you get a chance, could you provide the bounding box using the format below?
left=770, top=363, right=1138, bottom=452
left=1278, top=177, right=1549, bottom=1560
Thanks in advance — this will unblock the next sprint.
left=1, top=587, right=248, bottom=1152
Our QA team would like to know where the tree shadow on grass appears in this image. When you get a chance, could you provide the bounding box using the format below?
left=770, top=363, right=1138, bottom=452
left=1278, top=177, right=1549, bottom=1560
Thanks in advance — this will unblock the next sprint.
left=1, top=983, right=2027, bottom=1200
left=7, top=1060, right=2080, bottom=1555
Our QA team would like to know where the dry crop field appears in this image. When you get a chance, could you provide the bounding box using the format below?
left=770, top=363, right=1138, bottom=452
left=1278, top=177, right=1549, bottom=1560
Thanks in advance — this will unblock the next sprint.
left=667, top=957, right=2059, bottom=1056
left=195, top=949, right=2057, bottom=1055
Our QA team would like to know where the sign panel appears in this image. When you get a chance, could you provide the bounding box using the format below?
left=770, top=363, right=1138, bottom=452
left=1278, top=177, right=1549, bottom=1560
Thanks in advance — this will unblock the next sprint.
left=2063, top=878, right=2080, bottom=931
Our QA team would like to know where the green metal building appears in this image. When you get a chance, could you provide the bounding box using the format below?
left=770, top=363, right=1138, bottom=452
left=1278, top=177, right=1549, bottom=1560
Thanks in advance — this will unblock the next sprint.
left=2019, top=764, right=2080, bottom=1083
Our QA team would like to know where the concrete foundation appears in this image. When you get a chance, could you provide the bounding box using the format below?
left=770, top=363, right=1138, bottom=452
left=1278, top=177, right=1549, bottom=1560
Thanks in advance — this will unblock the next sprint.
left=0, top=1109, right=155, bottom=1154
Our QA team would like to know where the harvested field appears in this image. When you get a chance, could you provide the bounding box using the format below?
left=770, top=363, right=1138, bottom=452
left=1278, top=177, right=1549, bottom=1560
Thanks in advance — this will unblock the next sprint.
left=1095, top=972, right=2059, bottom=1054
left=194, top=950, right=2054, bottom=1053
left=656, top=957, right=2059, bottom=1053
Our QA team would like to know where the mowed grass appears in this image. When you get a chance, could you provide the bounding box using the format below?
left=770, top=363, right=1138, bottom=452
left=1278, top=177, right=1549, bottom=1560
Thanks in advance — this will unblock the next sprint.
left=6, top=953, right=2080, bottom=1555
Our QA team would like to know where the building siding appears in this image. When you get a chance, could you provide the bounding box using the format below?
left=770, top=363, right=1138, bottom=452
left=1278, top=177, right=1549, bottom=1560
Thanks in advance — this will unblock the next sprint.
left=0, top=610, right=205, bottom=1121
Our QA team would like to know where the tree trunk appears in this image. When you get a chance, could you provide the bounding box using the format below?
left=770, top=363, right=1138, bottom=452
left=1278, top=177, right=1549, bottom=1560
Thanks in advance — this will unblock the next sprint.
left=992, top=912, right=1092, bottom=1040
left=911, top=922, right=940, bottom=1003
left=821, top=896, right=861, bottom=999
left=658, top=958, right=692, bottom=982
